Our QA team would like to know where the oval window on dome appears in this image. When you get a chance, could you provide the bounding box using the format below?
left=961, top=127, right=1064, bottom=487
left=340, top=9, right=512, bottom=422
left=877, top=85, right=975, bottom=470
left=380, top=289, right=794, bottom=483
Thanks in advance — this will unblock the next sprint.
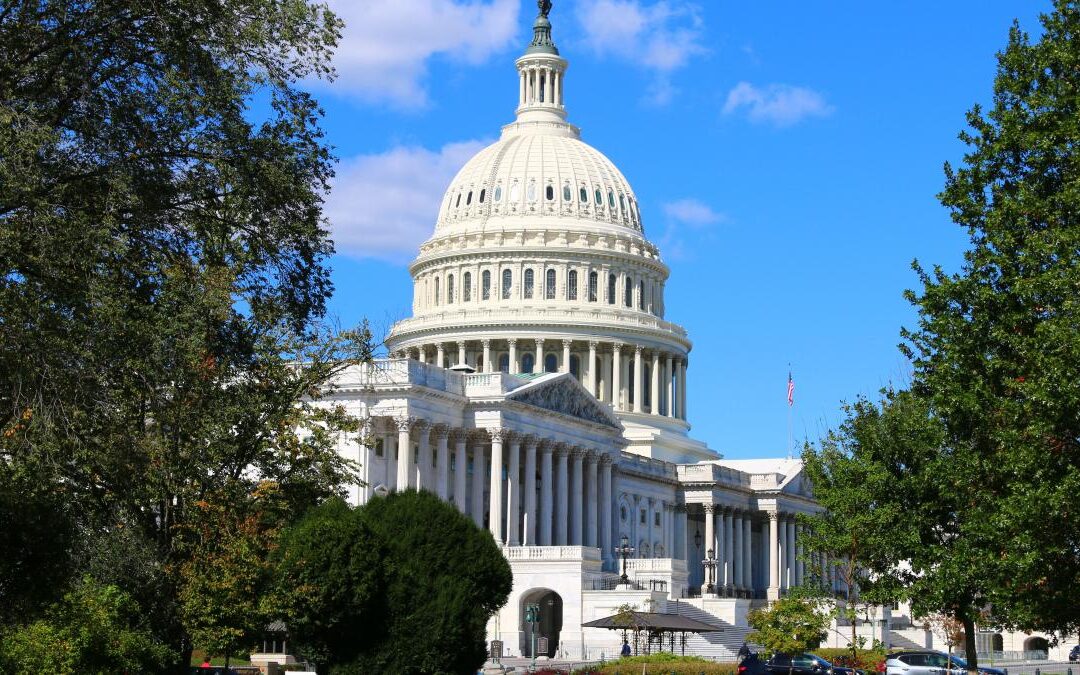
left=455, top=193, right=461, bottom=207
left=619, top=194, right=626, bottom=213
left=563, top=185, right=571, bottom=201
left=479, top=188, right=486, bottom=203
left=595, top=188, right=603, bottom=206
left=545, top=185, right=554, bottom=201
left=527, top=182, right=537, bottom=202
left=494, top=186, right=502, bottom=202
left=509, top=183, right=520, bottom=202
left=580, top=186, right=589, bottom=203
left=608, top=190, right=615, bottom=209
left=466, top=191, right=472, bottom=205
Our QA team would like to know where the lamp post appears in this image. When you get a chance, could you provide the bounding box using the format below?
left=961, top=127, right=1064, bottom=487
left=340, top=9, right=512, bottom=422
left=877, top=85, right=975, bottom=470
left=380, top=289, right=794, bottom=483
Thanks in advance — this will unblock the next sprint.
left=525, top=602, right=541, bottom=668
left=702, top=548, right=718, bottom=595
left=617, top=534, right=635, bottom=585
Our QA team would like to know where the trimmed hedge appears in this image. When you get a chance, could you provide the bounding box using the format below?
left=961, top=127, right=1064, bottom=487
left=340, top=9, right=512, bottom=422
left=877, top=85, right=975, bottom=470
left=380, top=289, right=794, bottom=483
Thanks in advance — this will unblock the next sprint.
left=573, top=654, right=740, bottom=675
left=813, top=648, right=886, bottom=671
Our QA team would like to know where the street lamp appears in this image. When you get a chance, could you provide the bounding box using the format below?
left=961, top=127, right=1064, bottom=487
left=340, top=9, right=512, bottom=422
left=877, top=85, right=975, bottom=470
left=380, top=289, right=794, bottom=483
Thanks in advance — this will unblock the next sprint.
left=525, top=602, right=541, bottom=667
left=694, top=529, right=702, bottom=549
left=702, top=548, right=718, bottom=595
left=617, top=534, right=635, bottom=584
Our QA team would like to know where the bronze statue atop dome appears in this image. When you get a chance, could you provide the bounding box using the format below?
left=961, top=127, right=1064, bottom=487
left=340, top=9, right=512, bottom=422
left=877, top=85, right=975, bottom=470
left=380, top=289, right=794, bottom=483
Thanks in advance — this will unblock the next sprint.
left=538, top=1, right=552, bottom=18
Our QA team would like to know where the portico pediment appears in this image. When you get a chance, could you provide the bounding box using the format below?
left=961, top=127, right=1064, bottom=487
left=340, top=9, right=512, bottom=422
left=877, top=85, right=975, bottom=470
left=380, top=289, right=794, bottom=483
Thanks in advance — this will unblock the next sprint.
left=505, top=373, right=621, bottom=430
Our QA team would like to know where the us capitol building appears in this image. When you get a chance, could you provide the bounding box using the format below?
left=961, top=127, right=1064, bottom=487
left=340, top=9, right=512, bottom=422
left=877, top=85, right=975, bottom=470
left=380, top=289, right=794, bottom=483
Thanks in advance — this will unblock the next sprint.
left=319, top=2, right=1061, bottom=663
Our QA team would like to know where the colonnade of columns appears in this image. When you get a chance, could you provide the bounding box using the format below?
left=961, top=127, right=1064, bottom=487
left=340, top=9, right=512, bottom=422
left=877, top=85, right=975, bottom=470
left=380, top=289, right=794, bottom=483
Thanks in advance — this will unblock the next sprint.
left=392, top=338, right=688, bottom=420
left=684, top=506, right=809, bottom=600
left=518, top=60, right=563, bottom=109
left=360, top=417, right=616, bottom=564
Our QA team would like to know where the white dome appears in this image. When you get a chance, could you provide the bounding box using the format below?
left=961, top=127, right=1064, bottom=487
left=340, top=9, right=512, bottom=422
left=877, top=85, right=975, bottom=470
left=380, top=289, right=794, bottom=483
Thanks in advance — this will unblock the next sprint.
left=435, top=126, right=644, bottom=236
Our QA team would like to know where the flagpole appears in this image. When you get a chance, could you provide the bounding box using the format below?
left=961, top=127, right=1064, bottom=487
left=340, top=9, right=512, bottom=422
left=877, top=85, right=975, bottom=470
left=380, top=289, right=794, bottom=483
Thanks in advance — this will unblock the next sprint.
left=787, top=364, right=794, bottom=460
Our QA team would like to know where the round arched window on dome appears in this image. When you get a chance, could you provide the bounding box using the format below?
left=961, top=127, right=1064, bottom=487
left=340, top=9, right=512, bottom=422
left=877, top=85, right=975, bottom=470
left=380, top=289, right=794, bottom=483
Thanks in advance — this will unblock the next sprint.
left=523, top=269, right=535, bottom=299
left=544, top=354, right=557, bottom=373
left=563, top=184, right=572, bottom=201
left=545, top=184, right=554, bottom=201
left=509, top=183, right=520, bottom=203
left=545, top=268, right=556, bottom=300
left=481, top=270, right=491, bottom=300
left=588, top=271, right=598, bottom=302
left=463, top=272, right=472, bottom=301
left=527, top=182, right=537, bottom=202
left=608, top=189, right=615, bottom=209
left=619, top=194, right=626, bottom=214
left=479, top=188, right=486, bottom=203
left=624, top=275, right=633, bottom=307
left=638, top=280, right=644, bottom=310
left=501, top=269, right=512, bottom=299
left=455, top=193, right=461, bottom=207
left=595, top=188, right=603, bottom=206
left=580, top=186, right=589, bottom=203
left=466, top=191, right=472, bottom=205
left=494, top=186, right=502, bottom=202
left=607, top=273, right=616, bottom=305
left=567, top=270, right=578, bottom=300
left=447, top=274, right=455, bottom=303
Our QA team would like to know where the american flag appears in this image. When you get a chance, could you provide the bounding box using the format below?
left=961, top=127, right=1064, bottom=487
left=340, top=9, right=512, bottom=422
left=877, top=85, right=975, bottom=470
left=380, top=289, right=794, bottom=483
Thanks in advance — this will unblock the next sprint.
left=787, top=371, right=795, bottom=407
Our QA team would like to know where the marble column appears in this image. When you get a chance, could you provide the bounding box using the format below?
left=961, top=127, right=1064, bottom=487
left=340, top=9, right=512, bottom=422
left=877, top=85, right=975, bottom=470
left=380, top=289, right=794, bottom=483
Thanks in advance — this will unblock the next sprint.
left=633, top=346, right=644, bottom=413
left=488, top=429, right=505, bottom=545
left=788, top=517, right=797, bottom=588
left=508, top=339, right=519, bottom=374
left=384, top=431, right=397, bottom=491
left=418, top=345, right=427, bottom=363
left=395, top=417, right=412, bottom=491
left=555, top=446, right=569, bottom=545
left=734, top=510, right=745, bottom=589
left=703, top=505, right=716, bottom=594
left=471, top=440, right=486, bottom=529
left=743, top=516, right=753, bottom=594
left=650, top=350, right=660, bottom=414
left=562, top=340, right=572, bottom=374
left=534, top=338, right=543, bottom=373
left=768, top=512, right=780, bottom=599
left=523, top=437, right=538, bottom=545
left=415, top=422, right=430, bottom=490
left=612, top=344, right=622, bottom=411
left=585, top=451, right=598, bottom=548
left=457, top=341, right=466, bottom=367
left=453, top=431, right=468, bottom=513
left=714, top=505, right=725, bottom=588
left=435, top=426, right=450, bottom=500
left=506, top=435, right=521, bottom=546
left=600, top=456, right=613, bottom=567
left=679, top=359, right=687, bottom=419
left=570, top=448, right=584, bottom=546
left=436, top=343, right=445, bottom=369
left=665, top=355, right=675, bottom=417
left=601, top=352, right=612, bottom=403
left=675, top=505, right=687, bottom=564
left=539, top=443, right=554, bottom=545
left=724, top=508, right=735, bottom=593
left=482, top=339, right=492, bottom=373
left=587, top=341, right=598, bottom=396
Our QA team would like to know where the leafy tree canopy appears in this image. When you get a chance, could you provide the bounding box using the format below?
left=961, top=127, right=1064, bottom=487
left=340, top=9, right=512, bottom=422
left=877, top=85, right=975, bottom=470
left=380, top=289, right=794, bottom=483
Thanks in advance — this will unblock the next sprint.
left=276, top=491, right=513, bottom=675
left=747, top=593, right=833, bottom=671
left=903, top=0, right=1080, bottom=637
left=0, top=0, right=370, bottom=668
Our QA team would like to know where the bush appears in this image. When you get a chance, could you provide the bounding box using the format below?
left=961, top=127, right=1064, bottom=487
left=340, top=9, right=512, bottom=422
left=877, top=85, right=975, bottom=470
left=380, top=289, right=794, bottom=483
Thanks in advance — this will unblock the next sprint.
left=813, top=648, right=886, bottom=671
left=573, top=655, right=740, bottom=675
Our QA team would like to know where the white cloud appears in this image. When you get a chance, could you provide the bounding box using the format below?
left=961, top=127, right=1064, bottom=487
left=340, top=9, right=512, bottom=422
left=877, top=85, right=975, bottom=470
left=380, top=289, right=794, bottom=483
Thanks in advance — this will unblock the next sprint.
left=722, top=82, right=834, bottom=127
left=324, top=0, right=520, bottom=106
left=575, top=0, right=705, bottom=104
left=325, top=140, right=490, bottom=261
left=662, top=198, right=725, bottom=228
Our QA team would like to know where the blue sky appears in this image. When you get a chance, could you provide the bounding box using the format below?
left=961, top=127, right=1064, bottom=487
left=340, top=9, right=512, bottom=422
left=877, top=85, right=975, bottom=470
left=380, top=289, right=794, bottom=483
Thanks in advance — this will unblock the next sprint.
left=312, top=0, right=1050, bottom=458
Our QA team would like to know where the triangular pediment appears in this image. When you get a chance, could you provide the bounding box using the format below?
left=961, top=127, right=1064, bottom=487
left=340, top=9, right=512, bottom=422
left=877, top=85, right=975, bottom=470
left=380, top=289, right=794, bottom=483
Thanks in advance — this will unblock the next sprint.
left=505, top=373, right=621, bottom=429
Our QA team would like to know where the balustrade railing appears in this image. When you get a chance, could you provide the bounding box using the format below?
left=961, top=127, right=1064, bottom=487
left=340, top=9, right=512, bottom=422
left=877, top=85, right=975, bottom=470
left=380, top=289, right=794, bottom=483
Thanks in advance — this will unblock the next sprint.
left=504, top=546, right=601, bottom=561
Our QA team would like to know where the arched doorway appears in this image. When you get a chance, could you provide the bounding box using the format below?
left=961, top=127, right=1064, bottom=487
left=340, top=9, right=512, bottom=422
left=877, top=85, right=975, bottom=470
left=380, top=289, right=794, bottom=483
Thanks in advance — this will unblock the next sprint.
left=1024, top=636, right=1049, bottom=657
left=520, top=588, right=562, bottom=658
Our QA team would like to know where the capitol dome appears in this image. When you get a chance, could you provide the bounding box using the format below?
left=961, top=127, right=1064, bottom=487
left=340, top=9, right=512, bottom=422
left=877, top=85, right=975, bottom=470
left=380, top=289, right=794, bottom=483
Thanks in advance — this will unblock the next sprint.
left=387, top=1, right=697, bottom=439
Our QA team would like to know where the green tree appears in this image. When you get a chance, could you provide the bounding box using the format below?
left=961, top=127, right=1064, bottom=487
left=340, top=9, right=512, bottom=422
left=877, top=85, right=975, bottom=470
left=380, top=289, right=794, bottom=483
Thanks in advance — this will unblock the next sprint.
left=800, top=390, right=939, bottom=661
left=0, top=0, right=370, bottom=668
left=902, top=0, right=1080, bottom=653
left=0, top=577, right=174, bottom=674
left=747, top=593, right=833, bottom=675
left=276, top=491, right=513, bottom=675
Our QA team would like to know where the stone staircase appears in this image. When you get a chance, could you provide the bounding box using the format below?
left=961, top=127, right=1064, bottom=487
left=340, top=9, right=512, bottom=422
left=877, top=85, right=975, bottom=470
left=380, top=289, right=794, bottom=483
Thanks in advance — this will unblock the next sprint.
left=665, top=600, right=759, bottom=661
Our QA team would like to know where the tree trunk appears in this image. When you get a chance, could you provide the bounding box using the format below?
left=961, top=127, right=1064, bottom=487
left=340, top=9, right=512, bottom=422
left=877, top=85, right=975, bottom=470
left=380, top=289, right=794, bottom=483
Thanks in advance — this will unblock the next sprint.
left=962, top=615, right=978, bottom=675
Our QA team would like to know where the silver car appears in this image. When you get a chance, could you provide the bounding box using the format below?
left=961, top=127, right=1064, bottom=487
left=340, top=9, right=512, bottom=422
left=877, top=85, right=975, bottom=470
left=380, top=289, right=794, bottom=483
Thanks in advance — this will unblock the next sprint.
left=885, top=651, right=965, bottom=675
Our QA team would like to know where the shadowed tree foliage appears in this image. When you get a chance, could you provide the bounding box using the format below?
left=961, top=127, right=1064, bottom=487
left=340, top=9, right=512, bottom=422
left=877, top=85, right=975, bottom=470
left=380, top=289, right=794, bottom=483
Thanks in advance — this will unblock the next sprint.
left=276, top=491, right=513, bottom=675
left=0, top=0, right=372, bottom=670
left=902, top=0, right=1080, bottom=651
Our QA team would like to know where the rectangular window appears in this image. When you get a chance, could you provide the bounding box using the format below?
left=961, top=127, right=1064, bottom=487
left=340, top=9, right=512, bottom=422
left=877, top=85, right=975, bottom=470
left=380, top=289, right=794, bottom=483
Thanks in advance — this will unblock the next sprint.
left=654, top=512, right=661, bottom=526
left=640, top=509, right=646, bottom=524
left=375, top=438, right=384, bottom=458
left=482, top=271, right=491, bottom=300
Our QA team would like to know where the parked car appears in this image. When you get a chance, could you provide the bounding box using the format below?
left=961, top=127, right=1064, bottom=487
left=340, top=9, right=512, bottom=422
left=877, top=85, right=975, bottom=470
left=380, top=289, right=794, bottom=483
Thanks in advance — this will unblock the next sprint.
left=885, top=650, right=1000, bottom=675
left=1069, top=645, right=1079, bottom=662
left=947, top=655, right=1005, bottom=675
left=765, top=652, right=863, bottom=675
left=740, top=652, right=768, bottom=675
